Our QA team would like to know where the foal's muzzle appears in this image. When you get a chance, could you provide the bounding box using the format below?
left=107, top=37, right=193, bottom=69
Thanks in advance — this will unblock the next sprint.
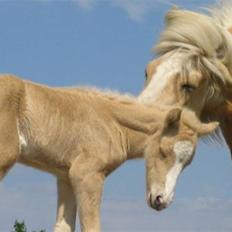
left=147, top=193, right=169, bottom=211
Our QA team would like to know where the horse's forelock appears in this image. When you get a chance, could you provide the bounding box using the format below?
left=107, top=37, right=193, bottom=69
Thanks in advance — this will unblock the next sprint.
left=154, top=6, right=232, bottom=86
left=156, top=8, right=224, bottom=56
left=209, top=1, right=232, bottom=30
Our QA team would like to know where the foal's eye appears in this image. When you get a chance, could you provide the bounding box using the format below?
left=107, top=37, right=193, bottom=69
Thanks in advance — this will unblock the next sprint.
left=181, top=84, right=196, bottom=92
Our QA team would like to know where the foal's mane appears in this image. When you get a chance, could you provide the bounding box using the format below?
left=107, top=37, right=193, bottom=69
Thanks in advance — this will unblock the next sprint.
left=70, top=87, right=137, bottom=104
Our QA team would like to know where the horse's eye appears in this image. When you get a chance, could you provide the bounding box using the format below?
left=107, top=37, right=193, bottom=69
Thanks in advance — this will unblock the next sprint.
left=181, top=84, right=196, bottom=92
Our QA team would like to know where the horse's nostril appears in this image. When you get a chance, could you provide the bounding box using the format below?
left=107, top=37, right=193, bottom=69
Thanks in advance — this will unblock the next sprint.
left=155, top=195, right=163, bottom=206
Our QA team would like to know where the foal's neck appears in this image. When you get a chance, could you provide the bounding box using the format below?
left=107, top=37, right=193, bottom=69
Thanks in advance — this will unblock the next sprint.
left=82, top=88, right=165, bottom=159
left=107, top=97, right=164, bottom=159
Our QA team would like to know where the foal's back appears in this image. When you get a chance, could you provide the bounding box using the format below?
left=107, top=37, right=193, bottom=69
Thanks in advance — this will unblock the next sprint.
left=0, top=75, right=124, bottom=176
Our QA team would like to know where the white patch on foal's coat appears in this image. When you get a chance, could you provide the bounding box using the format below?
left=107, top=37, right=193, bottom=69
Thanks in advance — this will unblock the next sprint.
left=138, top=53, right=183, bottom=104
left=17, top=120, right=27, bottom=153
left=164, top=141, right=194, bottom=200
left=173, top=140, right=194, bottom=163
left=19, top=133, right=27, bottom=148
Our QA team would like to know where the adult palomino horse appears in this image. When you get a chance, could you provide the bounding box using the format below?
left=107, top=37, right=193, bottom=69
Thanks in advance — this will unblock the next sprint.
left=140, top=3, right=232, bottom=157
left=0, top=75, right=217, bottom=231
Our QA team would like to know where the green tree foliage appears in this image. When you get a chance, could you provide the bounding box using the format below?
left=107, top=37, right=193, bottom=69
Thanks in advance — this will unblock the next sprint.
left=12, top=221, right=46, bottom=232
left=13, top=221, right=26, bottom=232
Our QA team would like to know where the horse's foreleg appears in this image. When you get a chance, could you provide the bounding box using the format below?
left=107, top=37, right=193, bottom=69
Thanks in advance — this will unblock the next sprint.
left=69, top=155, right=105, bottom=232
left=54, top=178, right=77, bottom=232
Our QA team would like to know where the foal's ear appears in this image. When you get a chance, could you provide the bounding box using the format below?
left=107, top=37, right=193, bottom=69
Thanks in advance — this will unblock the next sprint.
left=182, top=110, right=219, bottom=136
left=164, top=108, right=182, bottom=128
left=196, top=121, right=219, bottom=137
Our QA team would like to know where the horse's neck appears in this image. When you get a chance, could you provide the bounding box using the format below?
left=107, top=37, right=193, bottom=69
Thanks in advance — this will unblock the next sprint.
left=212, top=100, right=232, bottom=158
left=202, top=100, right=232, bottom=158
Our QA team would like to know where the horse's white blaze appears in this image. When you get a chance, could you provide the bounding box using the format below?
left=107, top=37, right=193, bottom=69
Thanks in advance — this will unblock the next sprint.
left=164, top=141, right=194, bottom=200
left=138, top=54, right=182, bottom=104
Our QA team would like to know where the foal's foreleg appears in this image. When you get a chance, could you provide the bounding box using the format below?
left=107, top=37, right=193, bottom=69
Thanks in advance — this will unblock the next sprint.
left=69, top=155, right=105, bottom=232
left=54, top=178, right=77, bottom=232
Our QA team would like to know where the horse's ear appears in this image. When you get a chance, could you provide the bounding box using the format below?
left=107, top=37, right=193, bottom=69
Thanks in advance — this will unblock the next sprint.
left=164, top=108, right=182, bottom=128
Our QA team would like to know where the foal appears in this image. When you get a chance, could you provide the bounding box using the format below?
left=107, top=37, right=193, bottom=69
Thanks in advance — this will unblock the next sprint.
left=0, top=75, right=218, bottom=232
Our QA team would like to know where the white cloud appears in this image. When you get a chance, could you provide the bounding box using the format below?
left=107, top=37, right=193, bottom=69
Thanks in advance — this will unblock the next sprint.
left=75, top=0, right=162, bottom=21
left=75, top=0, right=96, bottom=10
left=75, top=0, right=215, bottom=22
left=111, top=0, right=157, bottom=21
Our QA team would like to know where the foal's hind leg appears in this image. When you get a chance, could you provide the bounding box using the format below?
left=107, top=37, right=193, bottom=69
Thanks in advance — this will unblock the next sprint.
left=0, top=112, right=20, bottom=180
left=54, top=178, right=77, bottom=232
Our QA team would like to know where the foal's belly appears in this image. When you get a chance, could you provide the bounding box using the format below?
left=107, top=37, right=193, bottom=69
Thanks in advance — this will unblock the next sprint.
left=17, top=125, right=76, bottom=177
left=19, top=145, right=70, bottom=177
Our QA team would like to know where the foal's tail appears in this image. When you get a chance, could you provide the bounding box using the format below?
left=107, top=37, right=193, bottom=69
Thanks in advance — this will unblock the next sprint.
left=209, top=1, right=232, bottom=33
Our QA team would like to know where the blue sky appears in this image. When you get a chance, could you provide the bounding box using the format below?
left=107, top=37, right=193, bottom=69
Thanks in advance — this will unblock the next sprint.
left=0, top=0, right=232, bottom=231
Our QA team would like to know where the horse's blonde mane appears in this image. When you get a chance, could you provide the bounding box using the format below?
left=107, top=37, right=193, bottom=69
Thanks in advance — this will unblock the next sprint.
left=209, top=1, right=232, bottom=29
left=154, top=4, right=232, bottom=86
left=153, top=2, right=232, bottom=144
